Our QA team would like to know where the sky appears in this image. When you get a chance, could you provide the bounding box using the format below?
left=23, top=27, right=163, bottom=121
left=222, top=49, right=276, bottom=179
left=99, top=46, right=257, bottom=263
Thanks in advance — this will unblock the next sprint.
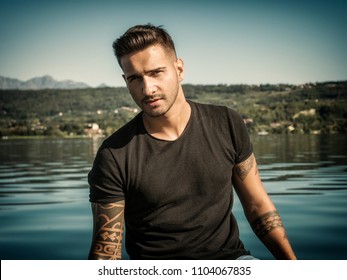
left=1, top=0, right=346, bottom=87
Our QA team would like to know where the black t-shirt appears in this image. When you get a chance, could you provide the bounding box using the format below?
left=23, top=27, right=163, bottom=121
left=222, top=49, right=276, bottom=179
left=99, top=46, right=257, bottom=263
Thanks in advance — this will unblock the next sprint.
left=89, top=100, right=253, bottom=259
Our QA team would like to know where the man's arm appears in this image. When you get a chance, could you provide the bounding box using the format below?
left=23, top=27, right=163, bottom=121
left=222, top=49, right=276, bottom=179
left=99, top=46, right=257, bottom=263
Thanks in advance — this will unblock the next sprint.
left=88, top=200, right=125, bottom=260
left=233, top=153, right=297, bottom=260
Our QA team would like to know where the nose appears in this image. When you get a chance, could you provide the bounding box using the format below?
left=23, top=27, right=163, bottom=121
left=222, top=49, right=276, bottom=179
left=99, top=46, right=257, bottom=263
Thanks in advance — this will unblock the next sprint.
left=142, top=76, right=156, bottom=96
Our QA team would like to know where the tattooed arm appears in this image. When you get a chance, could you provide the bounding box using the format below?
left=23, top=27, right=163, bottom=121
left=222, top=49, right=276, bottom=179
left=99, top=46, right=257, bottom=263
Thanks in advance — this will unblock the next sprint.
left=232, top=153, right=296, bottom=260
left=88, top=200, right=125, bottom=260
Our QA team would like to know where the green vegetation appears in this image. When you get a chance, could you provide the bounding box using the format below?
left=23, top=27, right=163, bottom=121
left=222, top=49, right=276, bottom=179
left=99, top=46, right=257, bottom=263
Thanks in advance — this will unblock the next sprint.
left=1, top=81, right=346, bottom=138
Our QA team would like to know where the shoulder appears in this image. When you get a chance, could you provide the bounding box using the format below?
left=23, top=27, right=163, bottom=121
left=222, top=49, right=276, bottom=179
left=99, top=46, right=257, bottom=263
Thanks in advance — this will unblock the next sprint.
left=189, top=100, right=244, bottom=124
left=101, top=112, right=144, bottom=150
left=89, top=114, right=143, bottom=192
left=188, top=100, right=252, bottom=163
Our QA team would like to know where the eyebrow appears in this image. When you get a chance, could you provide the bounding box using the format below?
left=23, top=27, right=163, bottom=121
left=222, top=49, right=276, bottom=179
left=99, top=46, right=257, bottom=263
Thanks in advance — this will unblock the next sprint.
left=126, top=67, right=167, bottom=81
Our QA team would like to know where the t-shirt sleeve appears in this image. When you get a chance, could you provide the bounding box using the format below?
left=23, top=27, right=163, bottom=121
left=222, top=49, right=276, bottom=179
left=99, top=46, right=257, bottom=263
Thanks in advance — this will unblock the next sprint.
left=228, top=109, right=253, bottom=164
left=88, top=145, right=125, bottom=203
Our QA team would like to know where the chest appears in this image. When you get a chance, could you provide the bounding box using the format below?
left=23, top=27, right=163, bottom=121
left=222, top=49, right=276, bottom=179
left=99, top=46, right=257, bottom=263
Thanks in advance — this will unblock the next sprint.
left=124, top=131, right=236, bottom=210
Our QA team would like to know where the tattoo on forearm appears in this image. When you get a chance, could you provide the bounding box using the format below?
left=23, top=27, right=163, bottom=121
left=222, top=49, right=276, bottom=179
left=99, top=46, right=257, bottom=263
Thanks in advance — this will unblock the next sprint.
left=91, top=202, right=125, bottom=260
left=234, top=153, right=255, bottom=181
left=251, top=211, right=284, bottom=239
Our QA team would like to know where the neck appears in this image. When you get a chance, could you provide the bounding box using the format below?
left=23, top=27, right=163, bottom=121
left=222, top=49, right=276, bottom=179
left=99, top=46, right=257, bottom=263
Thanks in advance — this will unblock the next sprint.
left=143, top=96, right=191, bottom=141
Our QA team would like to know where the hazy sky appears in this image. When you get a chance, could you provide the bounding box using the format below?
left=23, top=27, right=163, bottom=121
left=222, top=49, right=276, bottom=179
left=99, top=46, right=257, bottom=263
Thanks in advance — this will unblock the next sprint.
left=1, top=0, right=346, bottom=87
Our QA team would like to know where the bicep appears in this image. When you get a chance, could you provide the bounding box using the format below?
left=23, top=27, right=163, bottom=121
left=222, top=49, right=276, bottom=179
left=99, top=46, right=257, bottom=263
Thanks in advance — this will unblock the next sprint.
left=232, top=153, right=275, bottom=220
left=89, top=200, right=125, bottom=260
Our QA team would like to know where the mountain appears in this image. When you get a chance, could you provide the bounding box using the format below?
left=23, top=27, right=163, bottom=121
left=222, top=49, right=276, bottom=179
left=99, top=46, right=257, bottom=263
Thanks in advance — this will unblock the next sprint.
left=0, top=75, right=91, bottom=90
left=97, top=83, right=112, bottom=88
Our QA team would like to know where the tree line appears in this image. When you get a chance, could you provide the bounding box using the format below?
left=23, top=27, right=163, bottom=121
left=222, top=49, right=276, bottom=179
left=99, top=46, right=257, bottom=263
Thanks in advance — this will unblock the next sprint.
left=0, top=81, right=346, bottom=137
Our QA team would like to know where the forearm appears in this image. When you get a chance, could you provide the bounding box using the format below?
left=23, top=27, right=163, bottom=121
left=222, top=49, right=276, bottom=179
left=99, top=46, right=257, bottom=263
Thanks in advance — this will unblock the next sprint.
left=88, top=201, right=125, bottom=260
left=88, top=236, right=123, bottom=260
left=251, top=211, right=297, bottom=260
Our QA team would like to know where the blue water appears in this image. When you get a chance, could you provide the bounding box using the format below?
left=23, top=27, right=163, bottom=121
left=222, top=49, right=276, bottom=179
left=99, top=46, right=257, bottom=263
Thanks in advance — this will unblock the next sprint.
left=0, top=135, right=346, bottom=260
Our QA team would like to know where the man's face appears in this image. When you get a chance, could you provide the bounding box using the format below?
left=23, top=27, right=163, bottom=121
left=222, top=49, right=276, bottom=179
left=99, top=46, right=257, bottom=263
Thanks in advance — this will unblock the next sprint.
left=121, top=45, right=184, bottom=118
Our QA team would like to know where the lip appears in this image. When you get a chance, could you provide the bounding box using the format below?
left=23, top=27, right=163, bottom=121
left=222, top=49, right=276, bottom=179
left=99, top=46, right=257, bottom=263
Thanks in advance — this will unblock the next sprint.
left=145, top=97, right=162, bottom=106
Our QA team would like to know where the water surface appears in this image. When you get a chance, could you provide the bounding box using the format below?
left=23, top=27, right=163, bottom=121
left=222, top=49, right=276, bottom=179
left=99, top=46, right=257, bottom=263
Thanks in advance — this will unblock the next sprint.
left=0, top=135, right=346, bottom=259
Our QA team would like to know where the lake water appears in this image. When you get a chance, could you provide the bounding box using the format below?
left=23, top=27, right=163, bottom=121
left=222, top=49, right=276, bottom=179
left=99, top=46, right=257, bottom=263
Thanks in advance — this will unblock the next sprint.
left=0, top=134, right=346, bottom=260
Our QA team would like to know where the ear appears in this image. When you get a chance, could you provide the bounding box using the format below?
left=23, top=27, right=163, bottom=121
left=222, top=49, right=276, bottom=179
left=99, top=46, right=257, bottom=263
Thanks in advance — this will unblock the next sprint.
left=176, top=58, right=184, bottom=82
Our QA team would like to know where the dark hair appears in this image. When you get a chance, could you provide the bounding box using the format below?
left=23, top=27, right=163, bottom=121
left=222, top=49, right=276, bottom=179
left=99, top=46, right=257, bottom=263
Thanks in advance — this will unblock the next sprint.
left=112, top=24, right=176, bottom=66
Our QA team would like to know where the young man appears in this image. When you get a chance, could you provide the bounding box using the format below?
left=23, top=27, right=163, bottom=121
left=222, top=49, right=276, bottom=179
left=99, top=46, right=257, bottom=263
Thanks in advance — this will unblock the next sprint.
left=88, top=24, right=296, bottom=260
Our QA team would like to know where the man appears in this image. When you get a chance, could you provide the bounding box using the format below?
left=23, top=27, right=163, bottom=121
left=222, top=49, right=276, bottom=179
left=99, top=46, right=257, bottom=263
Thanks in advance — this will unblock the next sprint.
left=88, top=24, right=296, bottom=260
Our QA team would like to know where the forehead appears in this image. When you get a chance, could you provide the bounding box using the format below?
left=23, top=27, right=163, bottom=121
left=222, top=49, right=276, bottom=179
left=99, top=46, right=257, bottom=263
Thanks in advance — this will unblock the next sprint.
left=120, top=45, right=175, bottom=73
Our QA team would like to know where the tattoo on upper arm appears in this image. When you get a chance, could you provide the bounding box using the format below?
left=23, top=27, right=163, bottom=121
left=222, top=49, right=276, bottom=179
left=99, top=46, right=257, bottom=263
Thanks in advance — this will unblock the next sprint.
left=91, top=201, right=125, bottom=260
left=234, top=153, right=256, bottom=181
left=251, top=211, right=284, bottom=239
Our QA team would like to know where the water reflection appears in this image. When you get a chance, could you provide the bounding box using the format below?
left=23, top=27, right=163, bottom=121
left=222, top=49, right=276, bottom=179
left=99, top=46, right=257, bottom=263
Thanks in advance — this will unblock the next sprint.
left=0, top=135, right=346, bottom=259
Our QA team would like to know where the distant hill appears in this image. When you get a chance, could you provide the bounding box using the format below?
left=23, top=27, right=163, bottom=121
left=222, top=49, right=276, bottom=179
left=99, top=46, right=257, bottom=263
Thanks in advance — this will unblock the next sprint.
left=1, top=81, right=346, bottom=137
left=0, top=75, right=91, bottom=90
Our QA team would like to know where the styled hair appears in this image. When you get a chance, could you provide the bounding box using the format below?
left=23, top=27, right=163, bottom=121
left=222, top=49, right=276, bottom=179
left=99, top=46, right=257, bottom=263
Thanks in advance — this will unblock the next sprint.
left=112, top=24, right=176, bottom=66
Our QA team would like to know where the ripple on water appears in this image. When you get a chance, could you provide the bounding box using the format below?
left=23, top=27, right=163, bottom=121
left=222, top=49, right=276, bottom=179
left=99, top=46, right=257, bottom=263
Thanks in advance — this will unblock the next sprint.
left=1, top=136, right=346, bottom=260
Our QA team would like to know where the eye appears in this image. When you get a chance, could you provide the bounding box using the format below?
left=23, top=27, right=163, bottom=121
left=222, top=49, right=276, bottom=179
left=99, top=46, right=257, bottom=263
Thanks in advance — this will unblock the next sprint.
left=127, top=75, right=140, bottom=83
left=151, top=69, right=164, bottom=77
left=151, top=70, right=161, bottom=76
